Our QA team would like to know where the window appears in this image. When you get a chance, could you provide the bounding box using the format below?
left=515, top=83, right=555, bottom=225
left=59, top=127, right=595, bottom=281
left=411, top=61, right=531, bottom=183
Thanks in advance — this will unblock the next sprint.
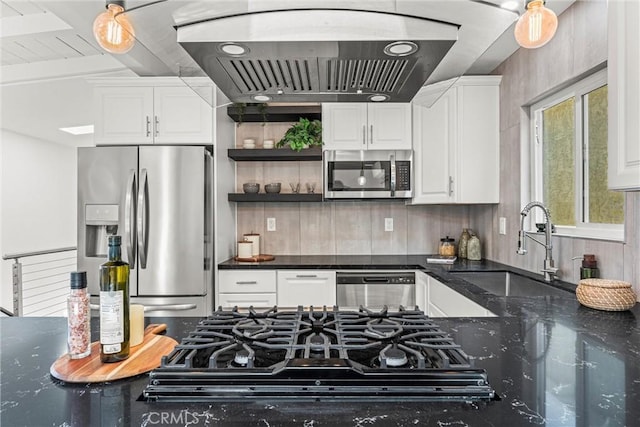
left=529, top=69, right=624, bottom=240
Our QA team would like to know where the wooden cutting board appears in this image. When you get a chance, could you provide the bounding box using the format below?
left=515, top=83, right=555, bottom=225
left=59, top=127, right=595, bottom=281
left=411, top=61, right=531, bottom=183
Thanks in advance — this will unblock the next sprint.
left=234, top=254, right=275, bottom=262
left=50, top=323, right=178, bottom=383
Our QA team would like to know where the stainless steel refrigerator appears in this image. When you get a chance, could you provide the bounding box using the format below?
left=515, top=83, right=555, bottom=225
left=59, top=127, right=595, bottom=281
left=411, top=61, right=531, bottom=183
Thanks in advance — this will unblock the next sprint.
left=77, top=145, right=213, bottom=316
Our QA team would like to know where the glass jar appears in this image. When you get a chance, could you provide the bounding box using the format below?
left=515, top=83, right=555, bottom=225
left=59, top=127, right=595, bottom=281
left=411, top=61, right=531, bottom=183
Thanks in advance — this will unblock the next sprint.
left=467, top=233, right=482, bottom=261
left=439, top=236, right=456, bottom=257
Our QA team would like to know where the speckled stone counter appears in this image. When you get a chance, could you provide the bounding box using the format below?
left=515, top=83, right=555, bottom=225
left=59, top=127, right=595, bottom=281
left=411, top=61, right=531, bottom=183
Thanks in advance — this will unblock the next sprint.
left=2, top=258, right=640, bottom=426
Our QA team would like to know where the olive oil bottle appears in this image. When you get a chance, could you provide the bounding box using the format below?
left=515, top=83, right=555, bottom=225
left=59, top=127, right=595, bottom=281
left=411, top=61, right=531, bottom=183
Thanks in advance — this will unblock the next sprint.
left=99, top=235, right=130, bottom=362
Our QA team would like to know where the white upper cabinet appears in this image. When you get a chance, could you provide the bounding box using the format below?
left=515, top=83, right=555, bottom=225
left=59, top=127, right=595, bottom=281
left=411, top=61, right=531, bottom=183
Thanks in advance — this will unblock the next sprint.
left=94, top=86, right=154, bottom=145
left=608, top=0, right=640, bottom=190
left=92, top=78, right=213, bottom=146
left=410, top=76, right=501, bottom=204
left=322, top=103, right=411, bottom=150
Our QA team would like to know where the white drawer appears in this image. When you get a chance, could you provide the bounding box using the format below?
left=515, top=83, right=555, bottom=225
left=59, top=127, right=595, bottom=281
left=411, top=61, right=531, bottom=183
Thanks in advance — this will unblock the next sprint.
left=277, top=270, right=336, bottom=307
left=218, top=270, right=277, bottom=293
left=218, top=293, right=276, bottom=308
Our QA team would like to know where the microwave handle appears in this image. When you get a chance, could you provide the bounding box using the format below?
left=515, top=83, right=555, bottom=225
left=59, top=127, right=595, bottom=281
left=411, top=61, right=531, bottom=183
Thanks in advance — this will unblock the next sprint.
left=390, top=154, right=396, bottom=197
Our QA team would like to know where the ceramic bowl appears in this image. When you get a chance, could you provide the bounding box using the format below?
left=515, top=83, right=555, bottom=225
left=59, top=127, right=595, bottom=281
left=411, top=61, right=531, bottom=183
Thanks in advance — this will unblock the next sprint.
left=243, top=183, right=260, bottom=193
left=264, top=183, right=281, bottom=193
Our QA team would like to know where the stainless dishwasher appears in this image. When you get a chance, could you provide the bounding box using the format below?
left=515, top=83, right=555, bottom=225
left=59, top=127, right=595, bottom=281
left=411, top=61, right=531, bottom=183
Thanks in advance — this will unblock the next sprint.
left=336, top=271, right=415, bottom=308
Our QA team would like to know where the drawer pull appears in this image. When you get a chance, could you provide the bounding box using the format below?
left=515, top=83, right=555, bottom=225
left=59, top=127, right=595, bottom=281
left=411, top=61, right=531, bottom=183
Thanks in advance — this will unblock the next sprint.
left=295, top=275, right=318, bottom=278
left=236, top=281, right=258, bottom=285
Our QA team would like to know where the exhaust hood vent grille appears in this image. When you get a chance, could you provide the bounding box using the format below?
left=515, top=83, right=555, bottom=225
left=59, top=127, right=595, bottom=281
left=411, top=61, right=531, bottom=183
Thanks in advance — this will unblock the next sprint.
left=325, top=59, right=409, bottom=93
left=221, top=58, right=318, bottom=94
left=177, top=10, right=459, bottom=102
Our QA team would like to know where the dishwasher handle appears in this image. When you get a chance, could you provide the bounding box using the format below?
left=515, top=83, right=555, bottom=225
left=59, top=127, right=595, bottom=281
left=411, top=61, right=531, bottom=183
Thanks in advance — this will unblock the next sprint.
left=362, top=277, right=391, bottom=284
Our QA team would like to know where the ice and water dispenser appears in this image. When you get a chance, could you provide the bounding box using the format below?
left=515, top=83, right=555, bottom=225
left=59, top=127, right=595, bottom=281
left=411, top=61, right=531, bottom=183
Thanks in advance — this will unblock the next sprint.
left=84, top=204, right=119, bottom=257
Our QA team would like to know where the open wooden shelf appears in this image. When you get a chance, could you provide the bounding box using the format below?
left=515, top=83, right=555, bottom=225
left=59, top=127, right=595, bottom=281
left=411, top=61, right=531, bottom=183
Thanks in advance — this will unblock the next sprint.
left=228, top=193, right=323, bottom=202
left=227, top=105, right=321, bottom=123
left=228, top=147, right=322, bottom=161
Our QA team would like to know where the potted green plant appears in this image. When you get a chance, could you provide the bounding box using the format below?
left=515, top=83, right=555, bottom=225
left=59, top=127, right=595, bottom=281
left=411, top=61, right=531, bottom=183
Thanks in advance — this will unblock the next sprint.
left=232, top=102, right=246, bottom=127
left=276, top=118, right=322, bottom=151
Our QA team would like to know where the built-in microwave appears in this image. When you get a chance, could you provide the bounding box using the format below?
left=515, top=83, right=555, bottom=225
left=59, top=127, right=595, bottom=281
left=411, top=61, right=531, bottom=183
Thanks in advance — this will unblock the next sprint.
left=324, top=150, right=413, bottom=199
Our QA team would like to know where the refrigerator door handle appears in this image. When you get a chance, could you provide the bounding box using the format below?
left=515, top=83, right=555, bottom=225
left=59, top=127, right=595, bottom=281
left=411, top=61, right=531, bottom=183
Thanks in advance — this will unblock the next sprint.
left=90, top=303, right=197, bottom=312
left=137, top=168, right=148, bottom=269
left=143, top=304, right=197, bottom=312
left=124, top=169, right=137, bottom=269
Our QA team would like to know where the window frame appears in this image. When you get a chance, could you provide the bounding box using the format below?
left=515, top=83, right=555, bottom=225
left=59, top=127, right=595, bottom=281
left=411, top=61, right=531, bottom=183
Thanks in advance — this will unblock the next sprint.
left=528, top=68, right=624, bottom=242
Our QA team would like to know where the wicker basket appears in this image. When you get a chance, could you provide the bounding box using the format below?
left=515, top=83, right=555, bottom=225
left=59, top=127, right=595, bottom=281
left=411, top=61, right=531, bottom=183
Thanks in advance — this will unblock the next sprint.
left=576, top=278, right=637, bottom=311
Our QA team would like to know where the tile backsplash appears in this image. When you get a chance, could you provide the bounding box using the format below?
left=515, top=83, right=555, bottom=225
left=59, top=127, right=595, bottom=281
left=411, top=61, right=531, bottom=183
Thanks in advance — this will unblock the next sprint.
left=237, top=201, right=473, bottom=256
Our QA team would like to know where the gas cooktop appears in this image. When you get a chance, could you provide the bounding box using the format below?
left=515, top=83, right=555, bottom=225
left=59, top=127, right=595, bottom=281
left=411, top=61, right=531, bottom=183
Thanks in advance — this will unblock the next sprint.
left=143, top=306, right=495, bottom=402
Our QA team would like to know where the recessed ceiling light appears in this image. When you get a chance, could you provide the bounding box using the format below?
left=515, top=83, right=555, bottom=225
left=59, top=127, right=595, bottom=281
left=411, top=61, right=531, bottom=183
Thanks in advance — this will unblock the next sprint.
left=219, top=42, right=249, bottom=56
left=59, top=125, right=94, bottom=135
left=368, top=94, right=389, bottom=102
left=501, top=1, right=519, bottom=11
left=383, top=41, right=418, bottom=57
left=253, top=95, right=271, bottom=102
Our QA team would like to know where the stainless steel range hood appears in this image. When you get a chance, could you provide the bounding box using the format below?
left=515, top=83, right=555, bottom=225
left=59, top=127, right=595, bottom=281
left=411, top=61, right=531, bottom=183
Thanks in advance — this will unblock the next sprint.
left=177, top=9, right=458, bottom=103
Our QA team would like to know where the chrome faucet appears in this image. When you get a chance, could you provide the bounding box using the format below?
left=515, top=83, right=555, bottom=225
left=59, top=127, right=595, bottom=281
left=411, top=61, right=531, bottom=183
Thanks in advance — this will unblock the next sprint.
left=517, top=201, right=558, bottom=282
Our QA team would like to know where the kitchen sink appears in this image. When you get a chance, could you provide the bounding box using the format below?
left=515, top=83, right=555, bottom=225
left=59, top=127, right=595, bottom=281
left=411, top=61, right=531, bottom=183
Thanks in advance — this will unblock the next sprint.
left=450, top=271, right=574, bottom=298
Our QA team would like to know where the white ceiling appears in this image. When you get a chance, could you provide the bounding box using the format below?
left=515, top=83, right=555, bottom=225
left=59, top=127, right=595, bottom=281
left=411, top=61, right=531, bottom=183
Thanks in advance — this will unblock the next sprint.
left=0, top=0, right=574, bottom=147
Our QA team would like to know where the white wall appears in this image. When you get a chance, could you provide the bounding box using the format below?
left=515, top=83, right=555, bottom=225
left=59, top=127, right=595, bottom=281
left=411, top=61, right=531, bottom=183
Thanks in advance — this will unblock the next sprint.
left=214, top=88, right=237, bottom=263
left=0, top=129, right=77, bottom=310
left=476, top=0, right=640, bottom=297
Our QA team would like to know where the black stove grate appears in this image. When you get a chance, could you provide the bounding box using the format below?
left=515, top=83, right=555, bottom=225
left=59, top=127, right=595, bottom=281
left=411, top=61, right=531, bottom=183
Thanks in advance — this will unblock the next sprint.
left=143, top=306, right=496, bottom=402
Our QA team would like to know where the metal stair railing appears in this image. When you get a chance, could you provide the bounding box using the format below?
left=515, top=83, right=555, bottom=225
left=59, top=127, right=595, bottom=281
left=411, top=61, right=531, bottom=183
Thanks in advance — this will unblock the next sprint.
left=2, top=246, right=77, bottom=317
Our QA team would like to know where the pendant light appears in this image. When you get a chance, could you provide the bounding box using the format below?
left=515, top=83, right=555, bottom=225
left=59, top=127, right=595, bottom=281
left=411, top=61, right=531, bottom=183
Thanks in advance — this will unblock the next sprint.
left=93, top=1, right=135, bottom=54
left=514, top=0, right=558, bottom=49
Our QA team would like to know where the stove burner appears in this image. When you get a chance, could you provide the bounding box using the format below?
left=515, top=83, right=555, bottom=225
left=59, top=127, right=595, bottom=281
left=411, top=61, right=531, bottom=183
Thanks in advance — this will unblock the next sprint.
left=380, top=346, right=408, bottom=367
left=234, top=349, right=249, bottom=366
left=309, top=334, right=325, bottom=348
left=144, top=306, right=496, bottom=403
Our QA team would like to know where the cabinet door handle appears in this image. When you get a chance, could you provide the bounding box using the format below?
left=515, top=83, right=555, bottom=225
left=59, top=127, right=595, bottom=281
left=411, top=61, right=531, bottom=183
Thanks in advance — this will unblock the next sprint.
left=448, top=176, right=454, bottom=196
left=236, top=281, right=258, bottom=285
left=145, top=116, right=151, bottom=137
left=370, top=124, right=373, bottom=145
left=154, top=115, right=159, bottom=137
left=362, top=125, right=366, bottom=145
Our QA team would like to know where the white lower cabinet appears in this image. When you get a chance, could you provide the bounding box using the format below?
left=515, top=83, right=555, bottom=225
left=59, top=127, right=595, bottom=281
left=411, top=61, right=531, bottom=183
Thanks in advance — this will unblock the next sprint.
left=427, top=276, right=495, bottom=318
left=218, top=270, right=276, bottom=308
left=416, top=271, right=428, bottom=312
left=218, top=268, right=493, bottom=316
left=277, top=270, right=336, bottom=308
left=217, top=293, right=277, bottom=308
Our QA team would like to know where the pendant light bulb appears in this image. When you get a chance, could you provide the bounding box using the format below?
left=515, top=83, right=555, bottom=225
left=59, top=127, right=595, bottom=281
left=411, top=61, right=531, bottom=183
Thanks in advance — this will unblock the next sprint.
left=93, top=2, right=135, bottom=54
left=358, top=169, right=367, bottom=186
left=514, top=0, right=558, bottom=49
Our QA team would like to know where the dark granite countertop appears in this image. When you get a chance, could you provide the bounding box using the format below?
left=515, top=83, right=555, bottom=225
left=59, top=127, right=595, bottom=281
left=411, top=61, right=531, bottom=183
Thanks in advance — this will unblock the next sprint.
left=2, top=257, right=639, bottom=426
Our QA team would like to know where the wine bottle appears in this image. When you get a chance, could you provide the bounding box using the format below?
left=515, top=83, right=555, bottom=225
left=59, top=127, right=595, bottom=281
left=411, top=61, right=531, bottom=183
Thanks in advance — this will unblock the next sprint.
left=99, top=235, right=130, bottom=362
